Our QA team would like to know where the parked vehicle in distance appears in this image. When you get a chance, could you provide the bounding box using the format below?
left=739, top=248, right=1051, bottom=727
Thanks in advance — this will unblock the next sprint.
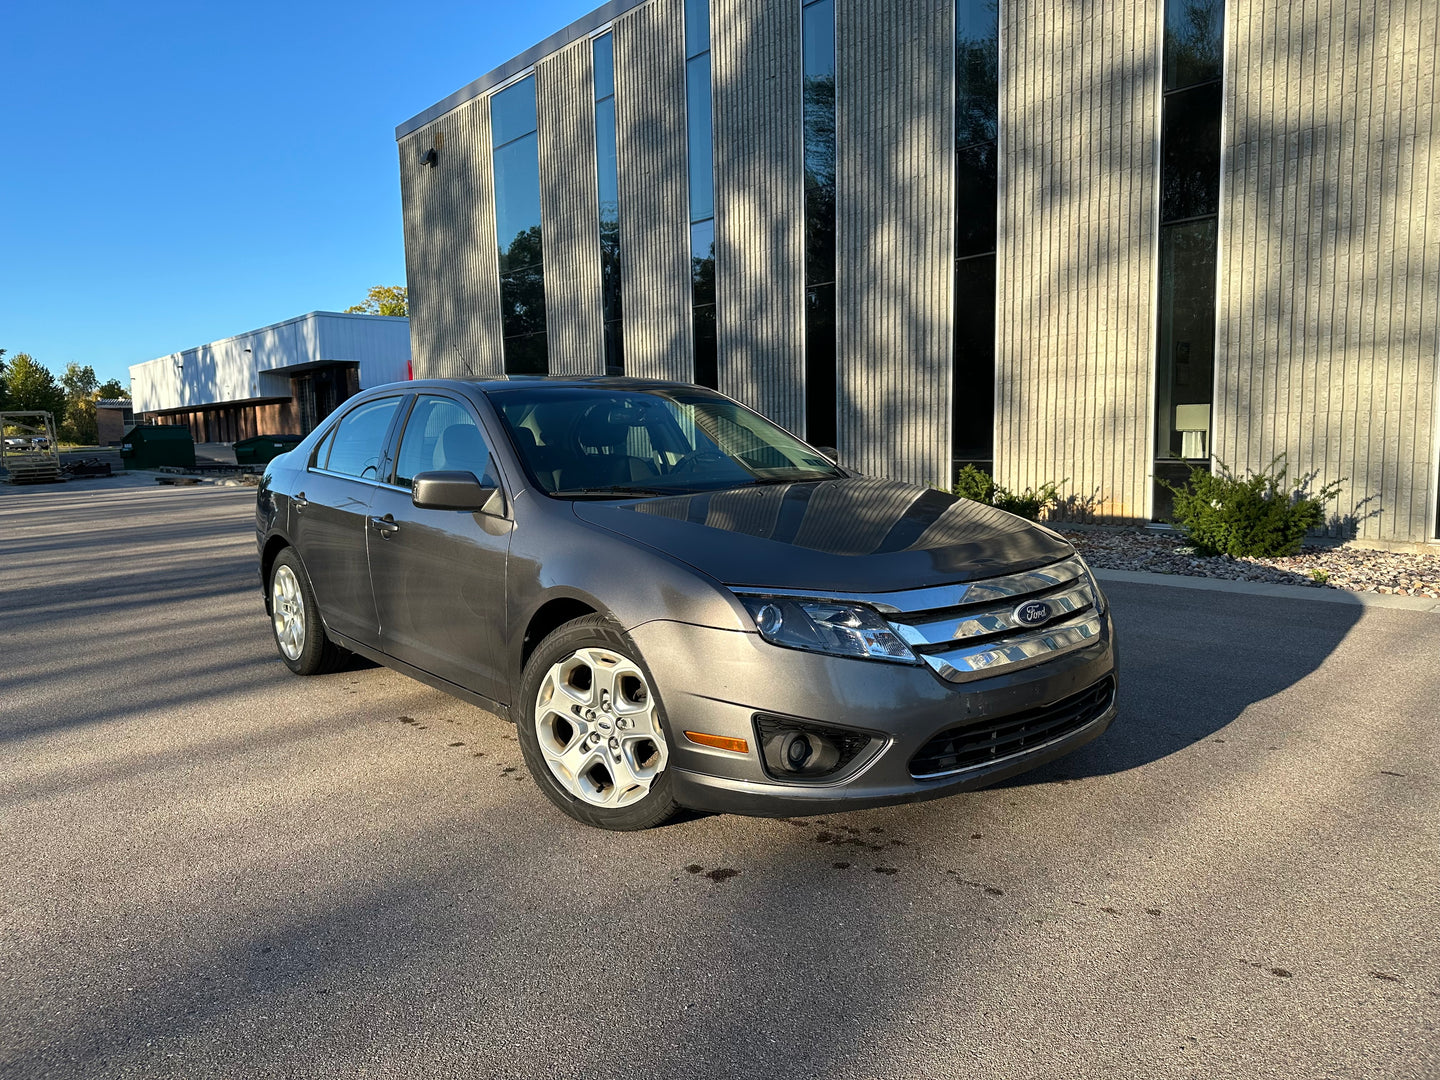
left=256, top=378, right=1117, bottom=830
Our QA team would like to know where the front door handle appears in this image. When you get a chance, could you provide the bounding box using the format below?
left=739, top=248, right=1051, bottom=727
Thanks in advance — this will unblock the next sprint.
left=370, top=514, right=399, bottom=538
left=294, top=491, right=308, bottom=511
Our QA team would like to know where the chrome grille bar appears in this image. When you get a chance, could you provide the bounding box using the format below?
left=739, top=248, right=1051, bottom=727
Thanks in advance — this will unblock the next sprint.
left=918, top=610, right=1104, bottom=683
left=890, top=579, right=1097, bottom=648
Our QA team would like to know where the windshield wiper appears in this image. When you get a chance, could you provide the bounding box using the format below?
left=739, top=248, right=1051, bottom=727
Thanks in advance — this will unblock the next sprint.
left=550, top=485, right=675, bottom=499
left=741, top=474, right=840, bottom=486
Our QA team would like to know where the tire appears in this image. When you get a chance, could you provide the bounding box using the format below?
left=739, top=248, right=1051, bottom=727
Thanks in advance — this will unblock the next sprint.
left=268, top=548, right=346, bottom=676
left=516, top=614, right=678, bottom=831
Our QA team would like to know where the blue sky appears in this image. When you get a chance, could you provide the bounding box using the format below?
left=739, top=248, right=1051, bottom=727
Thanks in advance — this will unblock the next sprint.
left=1, top=0, right=596, bottom=388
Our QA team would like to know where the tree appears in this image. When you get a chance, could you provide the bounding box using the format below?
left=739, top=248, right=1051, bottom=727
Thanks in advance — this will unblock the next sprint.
left=0, top=349, right=8, bottom=410
left=345, top=285, right=408, bottom=317
left=59, top=362, right=101, bottom=445
left=96, top=378, right=128, bottom=400
left=5, top=354, right=66, bottom=419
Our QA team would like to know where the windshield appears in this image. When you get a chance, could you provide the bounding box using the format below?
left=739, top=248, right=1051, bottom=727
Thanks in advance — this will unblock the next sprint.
left=489, top=386, right=844, bottom=497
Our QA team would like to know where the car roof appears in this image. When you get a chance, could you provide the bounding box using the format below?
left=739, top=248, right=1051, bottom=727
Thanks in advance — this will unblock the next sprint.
left=395, top=375, right=710, bottom=395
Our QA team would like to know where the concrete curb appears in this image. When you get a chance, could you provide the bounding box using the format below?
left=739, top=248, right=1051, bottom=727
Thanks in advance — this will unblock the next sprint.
left=1093, top=567, right=1440, bottom=612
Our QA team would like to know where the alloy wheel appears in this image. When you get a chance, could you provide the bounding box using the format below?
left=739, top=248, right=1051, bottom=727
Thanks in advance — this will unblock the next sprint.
left=533, top=647, right=669, bottom=807
left=271, top=564, right=306, bottom=661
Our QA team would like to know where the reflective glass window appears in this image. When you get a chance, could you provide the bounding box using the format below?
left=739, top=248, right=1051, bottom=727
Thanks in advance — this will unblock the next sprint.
left=805, top=283, right=836, bottom=449
left=494, top=134, right=544, bottom=272
left=491, top=76, right=547, bottom=374
left=952, top=256, right=996, bottom=461
left=686, top=54, right=714, bottom=222
left=954, top=141, right=998, bottom=258
left=1160, top=82, right=1222, bottom=222
left=491, top=78, right=538, bottom=147
left=594, top=34, right=623, bottom=375
left=951, top=0, right=998, bottom=476
left=684, top=0, right=709, bottom=58
left=325, top=397, right=401, bottom=480
left=592, top=32, right=614, bottom=100
left=956, top=0, right=999, bottom=148
left=1155, top=221, right=1218, bottom=461
left=1164, top=0, right=1224, bottom=91
left=691, top=219, right=716, bottom=388
left=803, top=0, right=837, bottom=446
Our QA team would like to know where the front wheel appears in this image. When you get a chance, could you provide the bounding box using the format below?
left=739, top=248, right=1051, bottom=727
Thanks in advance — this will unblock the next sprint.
left=516, top=615, right=678, bottom=830
left=269, top=548, right=346, bottom=676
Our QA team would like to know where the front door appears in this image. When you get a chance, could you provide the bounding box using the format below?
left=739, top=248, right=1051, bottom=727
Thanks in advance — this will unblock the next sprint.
left=367, top=393, right=512, bottom=704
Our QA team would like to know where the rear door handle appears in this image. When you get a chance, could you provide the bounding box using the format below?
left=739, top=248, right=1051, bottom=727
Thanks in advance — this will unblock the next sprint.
left=370, top=514, right=399, bottom=538
left=294, top=491, right=308, bottom=511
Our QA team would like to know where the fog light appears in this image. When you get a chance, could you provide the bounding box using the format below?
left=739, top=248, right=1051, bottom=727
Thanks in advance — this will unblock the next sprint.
left=755, top=715, right=873, bottom=780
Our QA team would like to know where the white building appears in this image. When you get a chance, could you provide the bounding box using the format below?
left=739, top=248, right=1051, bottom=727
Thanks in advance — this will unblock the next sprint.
left=130, top=312, right=411, bottom=442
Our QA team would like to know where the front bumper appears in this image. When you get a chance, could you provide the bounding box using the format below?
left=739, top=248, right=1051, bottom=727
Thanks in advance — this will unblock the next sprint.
left=628, top=616, right=1117, bottom=817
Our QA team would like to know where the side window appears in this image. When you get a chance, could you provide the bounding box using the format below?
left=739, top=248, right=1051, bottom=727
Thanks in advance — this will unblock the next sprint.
left=311, top=424, right=338, bottom=470
left=394, top=396, right=491, bottom=487
left=324, top=397, right=401, bottom=480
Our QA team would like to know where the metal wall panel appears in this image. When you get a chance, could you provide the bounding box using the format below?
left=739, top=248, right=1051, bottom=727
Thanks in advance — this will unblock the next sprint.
left=129, top=313, right=411, bottom=412
left=537, top=41, right=607, bottom=376
left=835, top=0, right=954, bottom=486
left=614, top=0, right=693, bottom=382
left=1215, top=0, right=1440, bottom=543
left=398, top=97, right=505, bottom=379
left=712, top=0, right=805, bottom=432
left=995, top=0, right=1162, bottom=523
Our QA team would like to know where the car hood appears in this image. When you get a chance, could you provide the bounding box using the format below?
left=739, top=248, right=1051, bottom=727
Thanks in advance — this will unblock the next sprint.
left=571, top=477, right=1075, bottom=593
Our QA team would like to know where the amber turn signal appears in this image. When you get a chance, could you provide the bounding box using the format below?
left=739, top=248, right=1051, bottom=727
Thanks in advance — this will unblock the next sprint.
left=683, top=731, right=750, bottom=754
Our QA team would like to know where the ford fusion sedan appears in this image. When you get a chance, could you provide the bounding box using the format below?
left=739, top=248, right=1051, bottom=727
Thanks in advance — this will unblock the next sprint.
left=255, top=377, right=1117, bottom=830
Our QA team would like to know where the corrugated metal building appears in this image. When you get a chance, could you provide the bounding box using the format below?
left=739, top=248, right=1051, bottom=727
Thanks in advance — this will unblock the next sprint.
left=129, top=312, right=412, bottom=442
left=395, top=0, right=1439, bottom=547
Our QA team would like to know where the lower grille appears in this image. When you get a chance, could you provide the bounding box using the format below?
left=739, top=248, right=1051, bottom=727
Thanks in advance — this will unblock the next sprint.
left=908, top=676, right=1115, bottom=779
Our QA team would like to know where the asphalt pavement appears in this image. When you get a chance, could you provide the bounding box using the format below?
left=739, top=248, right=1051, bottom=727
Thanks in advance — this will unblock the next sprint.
left=2, top=475, right=1436, bottom=1079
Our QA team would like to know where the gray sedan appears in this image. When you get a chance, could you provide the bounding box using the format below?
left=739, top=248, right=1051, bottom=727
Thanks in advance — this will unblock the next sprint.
left=256, top=378, right=1117, bottom=830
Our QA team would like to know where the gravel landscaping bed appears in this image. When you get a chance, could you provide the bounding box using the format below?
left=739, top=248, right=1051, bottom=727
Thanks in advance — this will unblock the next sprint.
left=1058, top=527, right=1440, bottom=599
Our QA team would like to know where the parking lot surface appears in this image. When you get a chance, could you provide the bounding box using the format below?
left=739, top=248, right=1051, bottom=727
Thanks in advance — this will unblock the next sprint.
left=2, top=477, right=1436, bottom=1079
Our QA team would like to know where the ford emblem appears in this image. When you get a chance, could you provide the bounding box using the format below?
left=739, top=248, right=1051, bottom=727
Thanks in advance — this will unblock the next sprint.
left=1013, top=600, right=1052, bottom=626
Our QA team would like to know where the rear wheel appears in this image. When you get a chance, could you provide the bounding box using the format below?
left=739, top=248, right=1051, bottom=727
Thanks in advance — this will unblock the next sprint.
left=269, top=548, right=345, bottom=676
left=517, top=615, right=678, bottom=830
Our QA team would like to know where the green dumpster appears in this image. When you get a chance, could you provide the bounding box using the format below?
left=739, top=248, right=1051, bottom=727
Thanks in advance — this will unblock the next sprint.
left=119, top=424, right=196, bottom=469
left=234, top=434, right=303, bottom=465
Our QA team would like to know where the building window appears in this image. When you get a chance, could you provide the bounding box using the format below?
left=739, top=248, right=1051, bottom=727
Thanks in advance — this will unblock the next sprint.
left=1154, top=0, right=1225, bottom=517
left=802, top=0, right=837, bottom=449
left=685, top=0, right=717, bottom=388
left=952, top=0, right=998, bottom=476
left=492, top=76, right=548, bottom=374
left=594, top=33, right=624, bottom=375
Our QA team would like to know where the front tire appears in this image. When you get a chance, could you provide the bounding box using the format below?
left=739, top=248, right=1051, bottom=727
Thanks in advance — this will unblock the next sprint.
left=516, top=615, right=678, bottom=831
left=269, top=548, right=345, bottom=676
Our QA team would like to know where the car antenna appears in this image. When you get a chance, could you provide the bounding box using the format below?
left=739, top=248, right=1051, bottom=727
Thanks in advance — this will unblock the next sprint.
left=451, top=344, right=474, bottom=377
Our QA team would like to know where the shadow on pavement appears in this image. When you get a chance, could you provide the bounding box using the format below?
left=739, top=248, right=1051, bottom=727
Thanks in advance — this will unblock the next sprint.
left=1002, top=578, right=1364, bottom=784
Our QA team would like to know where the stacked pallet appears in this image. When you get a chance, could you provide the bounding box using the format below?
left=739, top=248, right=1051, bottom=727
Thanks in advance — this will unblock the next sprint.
left=4, top=453, right=62, bottom=484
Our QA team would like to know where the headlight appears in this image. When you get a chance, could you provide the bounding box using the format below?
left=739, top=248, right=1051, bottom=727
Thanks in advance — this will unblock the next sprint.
left=1071, top=552, right=1107, bottom=615
left=735, top=595, right=918, bottom=664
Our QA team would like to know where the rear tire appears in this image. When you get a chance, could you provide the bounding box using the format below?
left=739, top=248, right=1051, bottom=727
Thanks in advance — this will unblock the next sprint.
left=516, top=614, right=678, bottom=831
left=269, top=548, right=346, bottom=676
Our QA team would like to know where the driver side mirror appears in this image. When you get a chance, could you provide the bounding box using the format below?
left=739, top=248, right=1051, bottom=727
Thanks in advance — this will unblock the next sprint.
left=815, top=446, right=839, bottom=464
left=412, top=470, right=505, bottom=515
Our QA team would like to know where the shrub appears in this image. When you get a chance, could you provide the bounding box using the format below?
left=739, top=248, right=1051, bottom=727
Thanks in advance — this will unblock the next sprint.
left=1162, top=456, right=1343, bottom=558
left=952, top=465, right=1066, bottom=522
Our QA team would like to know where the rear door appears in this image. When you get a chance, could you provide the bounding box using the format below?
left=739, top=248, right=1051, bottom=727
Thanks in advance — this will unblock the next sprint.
left=367, top=392, right=513, bottom=704
left=290, top=394, right=405, bottom=647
